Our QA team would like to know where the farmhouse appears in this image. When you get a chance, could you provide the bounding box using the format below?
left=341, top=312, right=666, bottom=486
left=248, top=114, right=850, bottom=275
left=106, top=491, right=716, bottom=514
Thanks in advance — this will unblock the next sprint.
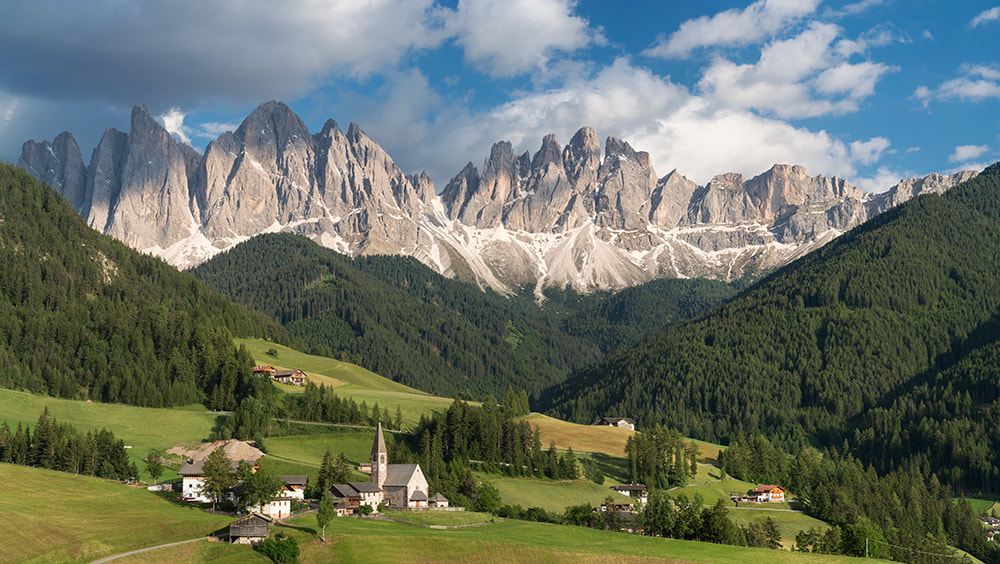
left=610, top=484, right=648, bottom=505
left=176, top=439, right=263, bottom=503
left=329, top=422, right=444, bottom=514
left=280, top=475, right=308, bottom=499
left=252, top=365, right=306, bottom=386
left=750, top=485, right=786, bottom=503
left=593, top=417, right=636, bottom=431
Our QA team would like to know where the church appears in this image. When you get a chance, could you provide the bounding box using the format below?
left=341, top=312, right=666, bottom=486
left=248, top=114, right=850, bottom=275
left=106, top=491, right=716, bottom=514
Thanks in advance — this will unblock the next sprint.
left=329, top=422, right=448, bottom=512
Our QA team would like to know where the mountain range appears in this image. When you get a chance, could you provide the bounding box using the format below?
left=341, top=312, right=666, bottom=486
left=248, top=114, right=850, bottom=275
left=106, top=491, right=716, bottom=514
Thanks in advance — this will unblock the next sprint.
left=18, top=101, right=976, bottom=293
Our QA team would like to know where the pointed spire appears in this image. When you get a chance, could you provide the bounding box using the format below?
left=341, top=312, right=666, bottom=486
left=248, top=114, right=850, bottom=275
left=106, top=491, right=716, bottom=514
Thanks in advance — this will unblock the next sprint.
left=371, top=421, right=387, bottom=459
left=371, top=421, right=388, bottom=490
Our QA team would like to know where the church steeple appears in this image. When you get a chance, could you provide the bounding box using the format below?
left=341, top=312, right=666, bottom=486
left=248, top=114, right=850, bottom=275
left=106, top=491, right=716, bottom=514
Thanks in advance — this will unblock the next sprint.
left=371, top=421, right=387, bottom=489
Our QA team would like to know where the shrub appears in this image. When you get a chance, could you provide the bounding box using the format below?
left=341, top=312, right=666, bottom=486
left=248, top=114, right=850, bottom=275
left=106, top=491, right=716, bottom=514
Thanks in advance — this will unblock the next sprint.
left=255, top=532, right=299, bottom=563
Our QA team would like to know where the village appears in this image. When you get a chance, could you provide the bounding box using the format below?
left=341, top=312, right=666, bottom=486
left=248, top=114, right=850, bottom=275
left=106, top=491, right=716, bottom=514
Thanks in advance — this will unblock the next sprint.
left=167, top=368, right=798, bottom=546
left=174, top=420, right=455, bottom=544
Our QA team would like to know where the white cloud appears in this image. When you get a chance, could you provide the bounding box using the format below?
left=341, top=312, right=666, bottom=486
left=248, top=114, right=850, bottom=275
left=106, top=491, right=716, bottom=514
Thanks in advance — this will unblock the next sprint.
left=949, top=144, right=989, bottom=163
left=158, top=108, right=191, bottom=145
left=353, top=59, right=886, bottom=187
left=827, top=0, right=886, bottom=17
left=916, top=64, right=1000, bottom=106
left=970, top=6, right=1000, bottom=28
left=696, top=23, right=895, bottom=119
left=445, top=0, right=600, bottom=77
left=645, top=0, right=821, bottom=59
left=196, top=122, right=240, bottom=139
left=851, top=166, right=903, bottom=193
left=850, top=137, right=890, bottom=165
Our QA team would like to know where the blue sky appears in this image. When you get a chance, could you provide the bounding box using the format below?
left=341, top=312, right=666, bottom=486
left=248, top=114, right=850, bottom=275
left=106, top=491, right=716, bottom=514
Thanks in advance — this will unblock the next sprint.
left=1, top=0, right=998, bottom=191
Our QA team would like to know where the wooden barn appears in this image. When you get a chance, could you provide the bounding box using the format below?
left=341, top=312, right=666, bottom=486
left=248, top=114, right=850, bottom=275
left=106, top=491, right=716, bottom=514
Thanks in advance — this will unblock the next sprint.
left=228, top=513, right=272, bottom=545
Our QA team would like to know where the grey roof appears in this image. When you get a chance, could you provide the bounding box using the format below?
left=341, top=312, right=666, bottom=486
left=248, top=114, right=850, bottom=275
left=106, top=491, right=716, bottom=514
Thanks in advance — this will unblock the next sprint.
left=177, top=459, right=243, bottom=477
left=348, top=481, right=382, bottom=493
left=281, top=475, right=308, bottom=486
left=383, top=464, right=420, bottom=487
left=430, top=493, right=449, bottom=502
left=230, top=512, right=272, bottom=526
left=409, top=490, right=428, bottom=501
left=611, top=484, right=647, bottom=493
left=331, top=483, right=359, bottom=498
left=371, top=421, right=387, bottom=459
left=595, top=417, right=635, bottom=425
left=272, top=369, right=303, bottom=377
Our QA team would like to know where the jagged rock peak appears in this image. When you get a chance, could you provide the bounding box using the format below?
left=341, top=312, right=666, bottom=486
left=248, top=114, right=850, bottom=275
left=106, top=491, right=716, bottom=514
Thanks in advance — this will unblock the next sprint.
left=17, top=131, right=88, bottom=212
left=604, top=136, right=650, bottom=168
left=563, top=127, right=601, bottom=184
left=530, top=133, right=563, bottom=172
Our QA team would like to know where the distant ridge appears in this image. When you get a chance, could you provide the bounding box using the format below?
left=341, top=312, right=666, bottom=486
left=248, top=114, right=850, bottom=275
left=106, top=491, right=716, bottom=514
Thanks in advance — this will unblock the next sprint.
left=18, top=101, right=976, bottom=293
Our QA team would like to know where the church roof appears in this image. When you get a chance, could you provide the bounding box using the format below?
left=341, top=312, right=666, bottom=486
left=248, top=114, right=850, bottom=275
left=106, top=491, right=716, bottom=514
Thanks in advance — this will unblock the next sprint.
left=409, top=490, right=428, bottom=501
left=349, top=481, right=382, bottom=493
left=371, top=421, right=387, bottom=459
left=384, top=464, right=421, bottom=487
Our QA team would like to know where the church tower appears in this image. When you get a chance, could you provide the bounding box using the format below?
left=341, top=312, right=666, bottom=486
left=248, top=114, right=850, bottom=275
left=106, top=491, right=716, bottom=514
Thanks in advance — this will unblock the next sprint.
left=371, top=421, right=387, bottom=490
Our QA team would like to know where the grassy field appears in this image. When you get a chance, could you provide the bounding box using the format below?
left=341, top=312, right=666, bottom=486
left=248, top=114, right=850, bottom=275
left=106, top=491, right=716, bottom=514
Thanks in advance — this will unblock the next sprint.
left=522, top=414, right=726, bottom=464
left=727, top=507, right=830, bottom=550
left=0, top=389, right=217, bottom=483
left=236, top=338, right=416, bottom=393
left=378, top=510, right=497, bottom=526
left=108, top=541, right=269, bottom=564
left=264, top=429, right=385, bottom=466
left=0, top=463, right=232, bottom=564
left=483, top=474, right=634, bottom=513
left=668, top=479, right=766, bottom=505
left=284, top=514, right=887, bottom=564
left=237, top=338, right=457, bottom=428
left=522, top=413, right=633, bottom=456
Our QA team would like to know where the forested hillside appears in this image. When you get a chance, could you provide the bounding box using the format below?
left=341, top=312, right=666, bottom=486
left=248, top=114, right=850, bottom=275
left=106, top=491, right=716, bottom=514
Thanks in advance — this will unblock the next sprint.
left=190, top=233, right=736, bottom=399
left=0, top=164, right=289, bottom=408
left=190, top=233, right=596, bottom=398
left=540, top=162, right=1000, bottom=493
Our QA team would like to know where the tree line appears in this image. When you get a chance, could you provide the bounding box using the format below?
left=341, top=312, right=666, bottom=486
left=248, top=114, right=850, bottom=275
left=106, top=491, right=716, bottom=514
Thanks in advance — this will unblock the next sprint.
left=0, top=407, right=137, bottom=481
left=720, top=434, right=998, bottom=563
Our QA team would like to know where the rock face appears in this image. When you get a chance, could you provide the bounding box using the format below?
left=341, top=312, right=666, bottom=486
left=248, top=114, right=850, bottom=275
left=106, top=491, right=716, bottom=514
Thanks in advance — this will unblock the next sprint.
left=18, top=102, right=978, bottom=295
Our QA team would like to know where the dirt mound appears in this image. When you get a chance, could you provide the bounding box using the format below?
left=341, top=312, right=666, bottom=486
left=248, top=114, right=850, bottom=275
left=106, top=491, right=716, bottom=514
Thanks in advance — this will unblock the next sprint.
left=169, top=439, right=264, bottom=462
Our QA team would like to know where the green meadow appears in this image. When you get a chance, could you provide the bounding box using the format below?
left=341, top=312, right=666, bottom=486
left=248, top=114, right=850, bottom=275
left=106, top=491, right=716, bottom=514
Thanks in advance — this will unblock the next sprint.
left=0, top=463, right=231, bottom=564
left=378, top=510, right=497, bottom=526
left=483, top=474, right=633, bottom=513
left=284, top=514, right=886, bottom=564
left=0, top=388, right=217, bottom=482
left=237, top=338, right=457, bottom=428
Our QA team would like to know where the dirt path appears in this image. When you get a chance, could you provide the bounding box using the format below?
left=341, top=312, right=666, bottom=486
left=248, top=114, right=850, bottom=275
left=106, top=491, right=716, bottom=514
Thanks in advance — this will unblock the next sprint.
left=88, top=536, right=221, bottom=563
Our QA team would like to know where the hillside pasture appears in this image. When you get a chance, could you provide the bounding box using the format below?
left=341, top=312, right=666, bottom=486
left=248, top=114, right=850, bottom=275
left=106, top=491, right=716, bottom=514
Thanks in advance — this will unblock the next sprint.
left=286, top=512, right=884, bottom=564
left=238, top=338, right=456, bottom=427
left=482, top=474, right=633, bottom=513
left=236, top=338, right=416, bottom=393
left=0, top=389, right=217, bottom=483
left=522, top=413, right=633, bottom=456
left=0, top=463, right=231, bottom=564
